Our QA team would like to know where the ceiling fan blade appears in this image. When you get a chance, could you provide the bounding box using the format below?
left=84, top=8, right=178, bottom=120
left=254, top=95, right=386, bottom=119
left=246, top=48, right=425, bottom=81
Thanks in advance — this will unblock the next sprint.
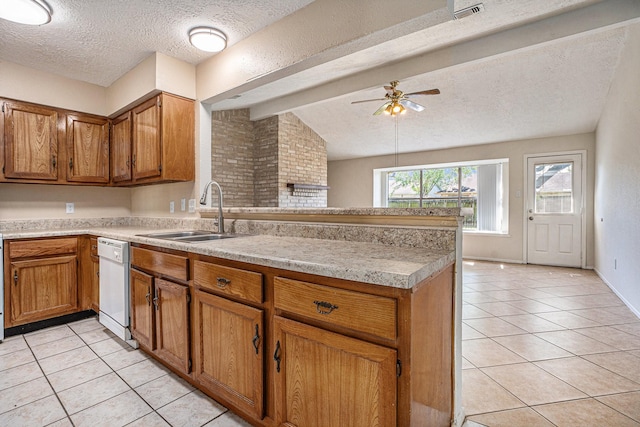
left=351, top=98, right=386, bottom=104
left=405, top=89, right=440, bottom=96
left=400, top=99, right=425, bottom=112
left=373, top=102, right=391, bottom=116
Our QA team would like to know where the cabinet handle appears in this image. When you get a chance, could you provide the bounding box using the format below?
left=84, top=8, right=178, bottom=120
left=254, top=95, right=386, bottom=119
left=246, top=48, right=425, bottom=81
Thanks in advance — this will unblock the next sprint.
left=132, top=154, right=136, bottom=167
left=252, top=324, right=260, bottom=355
left=145, top=290, right=151, bottom=305
left=13, top=270, right=18, bottom=285
left=52, top=155, right=56, bottom=168
left=126, top=157, right=130, bottom=168
left=216, top=277, right=231, bottom=288
left=91, top=245, right=97, bottom=250
left=152, top=289, right=159, bottom=310
left=313, top=300, right=338, bottom=315
left=96, top=271, right=100, bottom=278
left=273, top=340, right=281, bottom=373
left=69, top=158, right=73, bottom=170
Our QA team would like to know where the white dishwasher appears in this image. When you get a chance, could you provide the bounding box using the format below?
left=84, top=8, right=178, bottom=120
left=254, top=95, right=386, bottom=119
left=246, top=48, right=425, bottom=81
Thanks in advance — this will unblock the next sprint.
left=98, top=237, right=136, bottom=347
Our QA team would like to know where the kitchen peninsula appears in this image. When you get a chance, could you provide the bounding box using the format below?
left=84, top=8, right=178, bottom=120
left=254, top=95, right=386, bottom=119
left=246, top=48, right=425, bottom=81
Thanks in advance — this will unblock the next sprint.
left=1, top=208, right=463, bottom=427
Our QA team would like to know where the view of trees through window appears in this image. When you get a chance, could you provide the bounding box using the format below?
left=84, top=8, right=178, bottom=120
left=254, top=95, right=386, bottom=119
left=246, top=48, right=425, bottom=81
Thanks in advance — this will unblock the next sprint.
left=382, top=159, right=508, bottom=233
left=388, top=166, right=479, bottom=229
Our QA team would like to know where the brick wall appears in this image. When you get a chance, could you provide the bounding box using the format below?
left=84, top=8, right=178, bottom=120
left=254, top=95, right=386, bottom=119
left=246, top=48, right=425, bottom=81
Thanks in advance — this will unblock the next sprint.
left=253, top=116, right=279, bottom=207
left=277, top=113, right=328, bottom=208
left=210, top=110, right=327, bottom=207
left=210, top=109, right=255, bottom=206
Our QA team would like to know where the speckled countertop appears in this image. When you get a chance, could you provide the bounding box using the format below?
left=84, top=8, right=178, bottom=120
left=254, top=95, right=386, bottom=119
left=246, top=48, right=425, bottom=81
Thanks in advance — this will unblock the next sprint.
left=1, top=226, right=455, bottom=289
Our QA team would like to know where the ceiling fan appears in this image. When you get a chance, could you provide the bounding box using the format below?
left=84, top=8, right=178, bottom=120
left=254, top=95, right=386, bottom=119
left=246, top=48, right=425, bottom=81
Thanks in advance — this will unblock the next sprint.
left=351, top=80, right=440, bottom=116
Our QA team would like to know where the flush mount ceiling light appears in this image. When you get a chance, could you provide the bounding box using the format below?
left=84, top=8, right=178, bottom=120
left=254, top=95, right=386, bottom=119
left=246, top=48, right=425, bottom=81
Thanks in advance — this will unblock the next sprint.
left=189, top=27, right=227, bottom=53
left=0, top=0, right=52, bottom=25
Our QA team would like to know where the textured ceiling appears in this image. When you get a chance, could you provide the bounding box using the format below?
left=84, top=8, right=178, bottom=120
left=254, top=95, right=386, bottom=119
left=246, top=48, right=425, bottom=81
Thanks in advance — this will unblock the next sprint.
left=0, top=0, right=314, bottom=86
left=0, top=0, right=638, bottom=161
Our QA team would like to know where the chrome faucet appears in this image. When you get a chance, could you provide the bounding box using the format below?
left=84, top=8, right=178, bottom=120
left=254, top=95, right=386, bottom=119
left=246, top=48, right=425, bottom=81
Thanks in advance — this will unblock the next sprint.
left=200, top=180, right=225, bottom=234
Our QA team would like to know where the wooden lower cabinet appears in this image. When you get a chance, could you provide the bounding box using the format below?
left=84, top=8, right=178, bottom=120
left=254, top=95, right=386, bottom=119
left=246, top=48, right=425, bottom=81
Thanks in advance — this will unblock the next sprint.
left=154, top=278, right=190, bottom=374
left=193, top=290, right=264, bottom=419
left=273, top=316, right=397, bottom=427
left=10, top=255, right=78, bottom=325
left=4, top=237, right=79, bottom=327
left=130, top=268, right=155, bottom=349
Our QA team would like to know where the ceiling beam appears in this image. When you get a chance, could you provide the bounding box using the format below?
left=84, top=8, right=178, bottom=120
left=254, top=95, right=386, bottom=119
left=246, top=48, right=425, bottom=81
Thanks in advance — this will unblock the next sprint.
left=249, top=0, right=640, bottom=120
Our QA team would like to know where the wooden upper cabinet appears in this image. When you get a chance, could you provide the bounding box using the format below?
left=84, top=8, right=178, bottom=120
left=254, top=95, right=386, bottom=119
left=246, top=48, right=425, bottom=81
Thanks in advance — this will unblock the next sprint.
left=66, top=113, right=109, bottom=183
left=3, top=100, right=58, bottom=181
left=111, top=111, right=132, bottom=184
left=132, top=96, right=161, bottom=181
left=131, top=93, right=194, bottom=184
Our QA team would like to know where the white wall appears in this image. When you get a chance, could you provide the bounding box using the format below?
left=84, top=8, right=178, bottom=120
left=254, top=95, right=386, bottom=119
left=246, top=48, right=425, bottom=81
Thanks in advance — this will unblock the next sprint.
left=594, top=23, right=640, bottom=315
left=328, top=133, right=596, bottom=265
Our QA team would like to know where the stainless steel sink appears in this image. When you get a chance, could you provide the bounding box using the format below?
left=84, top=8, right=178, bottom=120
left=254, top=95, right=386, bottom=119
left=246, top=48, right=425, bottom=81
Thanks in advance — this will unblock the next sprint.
left=137, top=230, right=213, bottom=239
left=136, top=230, right=240, bottom=243
left=177, top=234, right=237, bottom=242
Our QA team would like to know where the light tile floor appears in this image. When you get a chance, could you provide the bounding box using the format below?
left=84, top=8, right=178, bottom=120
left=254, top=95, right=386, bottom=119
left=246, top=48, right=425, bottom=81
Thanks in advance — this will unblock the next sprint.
left=0, top=317, right=252, bottom=427
left=462, top=260, right=640, bottom=427
left=2, top=260, right=639, bottom=426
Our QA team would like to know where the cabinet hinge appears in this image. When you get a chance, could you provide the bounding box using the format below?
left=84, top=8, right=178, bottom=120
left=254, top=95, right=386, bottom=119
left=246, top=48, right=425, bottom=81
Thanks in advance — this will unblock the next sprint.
left=188, top=358, right=192, bottom=370
left=397, top=360, right=402, bottom=377
left=186, top=293, right=191, bottom=304
left=158, top=164, right=162, bottom=173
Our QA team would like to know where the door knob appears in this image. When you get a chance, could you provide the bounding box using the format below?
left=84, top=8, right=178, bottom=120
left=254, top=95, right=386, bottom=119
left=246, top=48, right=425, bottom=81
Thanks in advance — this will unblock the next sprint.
left=529, top=216, right=534, bottom=221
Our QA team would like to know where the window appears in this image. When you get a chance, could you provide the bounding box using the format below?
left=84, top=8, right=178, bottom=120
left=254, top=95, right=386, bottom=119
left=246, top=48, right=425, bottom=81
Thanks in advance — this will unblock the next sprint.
left=374, top=159, right=509, bottom=233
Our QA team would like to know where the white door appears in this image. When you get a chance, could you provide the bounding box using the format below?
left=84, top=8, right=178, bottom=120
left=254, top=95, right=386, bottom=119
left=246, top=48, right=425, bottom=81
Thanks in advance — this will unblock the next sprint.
left=526, top=154, right=583, bottom=267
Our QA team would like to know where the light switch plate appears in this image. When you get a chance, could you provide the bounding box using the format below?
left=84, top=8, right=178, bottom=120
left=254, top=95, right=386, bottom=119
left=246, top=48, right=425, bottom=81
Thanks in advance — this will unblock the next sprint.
left=181, top=198, right=186, bottom=211
left=188, top=199, right=196, bottom=213
left=66, top=202, right=74, bottom=214
left=169, top=201, right=175, bottom=213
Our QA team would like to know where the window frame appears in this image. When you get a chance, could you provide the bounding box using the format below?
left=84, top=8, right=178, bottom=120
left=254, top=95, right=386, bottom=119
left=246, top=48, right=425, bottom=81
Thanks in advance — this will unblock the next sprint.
left=374, top=158, right=509, bottom=234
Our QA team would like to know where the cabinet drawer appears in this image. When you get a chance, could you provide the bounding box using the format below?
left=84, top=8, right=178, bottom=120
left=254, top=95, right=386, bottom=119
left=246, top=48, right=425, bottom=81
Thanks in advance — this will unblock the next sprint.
left=131, top=247, right=188, bottom=281
left=274, top=277, right=397, bottom=341
left=193, top=261, right=263, bottom=304
left=9, top=237, right=77, bottom=258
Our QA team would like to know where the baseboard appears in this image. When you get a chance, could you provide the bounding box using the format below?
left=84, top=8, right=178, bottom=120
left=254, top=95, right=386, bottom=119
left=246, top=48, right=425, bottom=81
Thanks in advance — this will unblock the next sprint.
left=462, top=256, right=525, bottom=264
left=594, top=268, right=640, bottom=318
left=4, top=310, right=97, bottom=338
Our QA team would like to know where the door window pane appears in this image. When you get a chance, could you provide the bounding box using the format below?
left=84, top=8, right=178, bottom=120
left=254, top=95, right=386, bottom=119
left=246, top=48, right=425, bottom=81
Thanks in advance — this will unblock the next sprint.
left=534, top=162, right=573, bottom=214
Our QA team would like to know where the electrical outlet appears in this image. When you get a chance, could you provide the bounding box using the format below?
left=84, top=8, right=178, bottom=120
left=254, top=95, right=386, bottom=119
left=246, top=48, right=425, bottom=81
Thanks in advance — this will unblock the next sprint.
left=66, top=202, right=74, bottom=214
left=181, top=198, right=186, bottom=211
left=188, top=199, right=196, bottom=213
left=169, top=201, right=175, bottom=213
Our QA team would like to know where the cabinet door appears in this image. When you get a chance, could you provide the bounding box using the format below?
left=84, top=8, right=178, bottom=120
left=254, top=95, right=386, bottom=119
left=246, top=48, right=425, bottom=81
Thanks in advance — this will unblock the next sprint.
left=3, top=100, right=58, bottom=180
left=132, top=96, right=161, bottom=180
left=10, top=255, right=78, bottom=325
left=193, top=290, right=264, bottom=419
left=66, top=114, right=109, bottom=183
left=273, top=316, right=397, bottom=427
left=155, top=278, right=190, bottom=375
left=111, top=111, right=132, bottom=183
left=90, top=255, right=100, bottom=312
left=130, top=268, right=154, bottom=350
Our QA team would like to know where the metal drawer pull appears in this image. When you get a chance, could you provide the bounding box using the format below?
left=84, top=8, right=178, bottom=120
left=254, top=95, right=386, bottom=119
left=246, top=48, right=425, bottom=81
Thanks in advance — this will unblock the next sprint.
left=216, top=277, right=231, bottom=288
left=252, top=324, right=260, bottom=355
left=313, top=300, right=338, bottom=315
left=273, top=340, right=281, bottom=372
